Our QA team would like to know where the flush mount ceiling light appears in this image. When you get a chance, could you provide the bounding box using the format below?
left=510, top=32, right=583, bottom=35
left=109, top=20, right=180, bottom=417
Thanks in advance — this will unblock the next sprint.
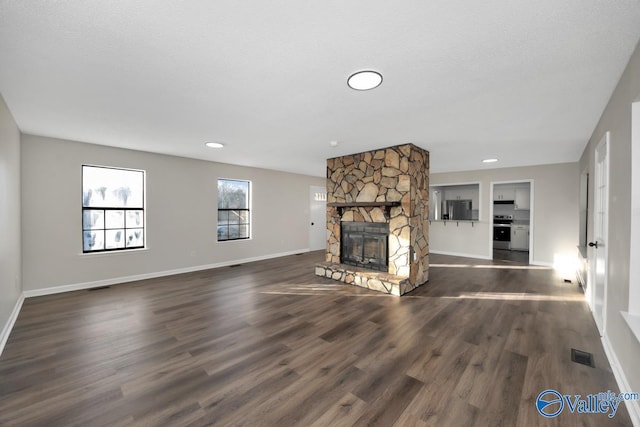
left=205, top=142, right=225, bottom=149
left=482, top=158, right=498, bottom=163
left=329, top=140, right=339, bottom=147
left=347, top=70, right=383, bottom=91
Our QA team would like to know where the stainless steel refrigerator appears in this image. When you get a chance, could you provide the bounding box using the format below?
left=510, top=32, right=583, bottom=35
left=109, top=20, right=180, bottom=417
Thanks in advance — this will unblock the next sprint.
left=444, top=199, right=472, bottom=220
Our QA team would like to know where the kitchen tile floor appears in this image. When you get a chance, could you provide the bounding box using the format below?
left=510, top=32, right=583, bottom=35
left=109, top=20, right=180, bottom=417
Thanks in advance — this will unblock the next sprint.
left=493, top=248, right=530, bottom=265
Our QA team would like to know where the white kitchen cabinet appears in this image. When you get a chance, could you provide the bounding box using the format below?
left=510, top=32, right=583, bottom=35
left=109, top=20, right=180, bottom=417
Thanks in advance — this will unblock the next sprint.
left=494, top=185, right=515, bottom=201
left=443, top=187, right=468, bottom=201
left=511, top=225, right=529, bottom=251
left=442, top=187, right=460, bottom=201
left=514, top=187, right=530, bottom=210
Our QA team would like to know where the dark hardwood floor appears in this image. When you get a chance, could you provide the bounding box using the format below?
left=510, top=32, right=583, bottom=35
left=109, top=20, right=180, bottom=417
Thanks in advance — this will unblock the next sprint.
left=0, top=252, right=632, bottom=426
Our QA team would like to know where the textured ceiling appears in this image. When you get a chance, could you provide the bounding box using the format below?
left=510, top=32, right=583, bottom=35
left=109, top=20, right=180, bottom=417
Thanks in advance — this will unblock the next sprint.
left=1, top=1, right=640, bottom=176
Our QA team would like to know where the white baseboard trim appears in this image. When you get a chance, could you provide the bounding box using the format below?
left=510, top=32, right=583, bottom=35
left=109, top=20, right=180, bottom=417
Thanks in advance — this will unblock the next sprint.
left=602, top=334, right=640, bottom=426
left=0, top=293, right=25, bottom=356
left=429, top=250, right=491, bottom=260
left=23, top=249, right=310, bottom=298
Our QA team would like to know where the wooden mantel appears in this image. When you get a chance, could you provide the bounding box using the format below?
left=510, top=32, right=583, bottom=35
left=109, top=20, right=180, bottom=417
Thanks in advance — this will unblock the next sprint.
left=326, top=201, right=401, bottom=216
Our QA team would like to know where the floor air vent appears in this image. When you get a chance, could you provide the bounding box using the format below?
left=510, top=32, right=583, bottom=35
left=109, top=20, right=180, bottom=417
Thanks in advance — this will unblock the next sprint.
left=229, top=264, right=242, bottom=268
left=571, top=348, right=595, bottom=368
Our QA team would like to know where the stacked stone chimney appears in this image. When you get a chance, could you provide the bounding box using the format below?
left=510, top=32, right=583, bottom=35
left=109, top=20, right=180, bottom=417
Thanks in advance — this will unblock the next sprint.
left=315, top=143, right=429, bottom=296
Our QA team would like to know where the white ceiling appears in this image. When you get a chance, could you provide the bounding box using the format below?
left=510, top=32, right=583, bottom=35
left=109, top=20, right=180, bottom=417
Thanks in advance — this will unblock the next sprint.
left=1, top=2, right=640, bottom=177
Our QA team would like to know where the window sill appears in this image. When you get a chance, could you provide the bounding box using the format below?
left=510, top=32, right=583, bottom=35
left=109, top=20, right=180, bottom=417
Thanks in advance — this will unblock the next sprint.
left=621, top=311, right=640, bottom=344
left=217, top=238, right=252, bottom=243
left=79, top=247, right=148, bottom=257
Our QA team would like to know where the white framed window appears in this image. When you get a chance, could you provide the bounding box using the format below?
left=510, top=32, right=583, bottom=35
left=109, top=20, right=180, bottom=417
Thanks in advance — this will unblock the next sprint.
left=82, top=165, right=145, bottom=252
left=217, top=179, right=251, bottom=241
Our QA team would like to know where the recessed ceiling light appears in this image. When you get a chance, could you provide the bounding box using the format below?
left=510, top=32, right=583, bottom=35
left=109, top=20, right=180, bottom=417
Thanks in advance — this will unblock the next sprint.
left=205, top=142, right=224, bottom=149
left=329, top=140, right=339, bottom=147
left=482, top=158, right=498, bottom=163
left=347, top=70, right=383, bottom=91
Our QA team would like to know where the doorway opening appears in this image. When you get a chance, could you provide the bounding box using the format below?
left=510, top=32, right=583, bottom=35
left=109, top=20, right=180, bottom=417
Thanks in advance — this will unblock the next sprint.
left=491, top=181, right=533, bottom=265
left=309, top=186, right=326, bottom=252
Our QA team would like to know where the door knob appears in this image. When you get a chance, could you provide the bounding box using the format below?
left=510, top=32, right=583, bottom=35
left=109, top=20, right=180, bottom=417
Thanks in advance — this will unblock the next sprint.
left=588, top=241, right=598, bottom=248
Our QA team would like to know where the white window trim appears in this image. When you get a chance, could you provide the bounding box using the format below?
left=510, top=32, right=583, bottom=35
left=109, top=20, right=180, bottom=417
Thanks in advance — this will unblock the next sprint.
left=79, top=247, right=149, bottom=257
left=622, top=101, right=640, bottom=342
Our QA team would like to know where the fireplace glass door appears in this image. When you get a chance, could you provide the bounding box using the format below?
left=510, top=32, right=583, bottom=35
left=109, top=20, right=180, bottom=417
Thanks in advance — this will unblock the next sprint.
left=341, top=222, right=389, bottom=271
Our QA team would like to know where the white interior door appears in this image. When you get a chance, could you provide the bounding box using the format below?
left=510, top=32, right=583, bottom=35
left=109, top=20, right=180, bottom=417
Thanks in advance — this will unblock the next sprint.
left=309, top=186, right=326, bottom=251
left=590, top=132, right=609, bottom=336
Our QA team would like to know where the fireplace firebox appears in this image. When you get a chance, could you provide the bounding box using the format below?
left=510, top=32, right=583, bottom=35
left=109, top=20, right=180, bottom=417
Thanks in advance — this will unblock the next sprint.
left=341, top=222, right=389, bottom=272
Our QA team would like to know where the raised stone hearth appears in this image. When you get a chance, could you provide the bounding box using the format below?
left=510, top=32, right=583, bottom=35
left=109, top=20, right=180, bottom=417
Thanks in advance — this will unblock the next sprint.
left=315, top=143, right=429, bottom=296
left=315, top=263, right=410, bottom=296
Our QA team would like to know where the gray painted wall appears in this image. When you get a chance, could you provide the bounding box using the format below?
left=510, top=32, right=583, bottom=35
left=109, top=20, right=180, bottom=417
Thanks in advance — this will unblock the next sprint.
left=0, top=93, right=22, bottom=338
left=21, top=135, right=324, bottom=292
left=579, top=40, right=640, bottom=403
left=430, top=162, right=579, bottom=266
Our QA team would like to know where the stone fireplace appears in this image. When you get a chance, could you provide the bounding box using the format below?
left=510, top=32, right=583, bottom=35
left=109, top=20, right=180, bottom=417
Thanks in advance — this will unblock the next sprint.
left=315, top=143, right=429, bottom=296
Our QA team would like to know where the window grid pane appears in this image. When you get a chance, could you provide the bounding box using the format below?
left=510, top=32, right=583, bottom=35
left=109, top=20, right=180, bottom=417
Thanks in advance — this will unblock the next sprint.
left=217, top=178, right=250, bottom=242
left=105, top=229, right=126, bottom=249
left=82, top=165, right=145, bottom=253
left=82, top=208, right=145, bottom=251
left=83, top=230, right=105, bottom=252
left=105, top=210, right=125, bottom=229
left=83, top=210, right=104, bottom=230
left=217, top=209, right=250, bottom=241
left=125, top=228, right=144, bottom=248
